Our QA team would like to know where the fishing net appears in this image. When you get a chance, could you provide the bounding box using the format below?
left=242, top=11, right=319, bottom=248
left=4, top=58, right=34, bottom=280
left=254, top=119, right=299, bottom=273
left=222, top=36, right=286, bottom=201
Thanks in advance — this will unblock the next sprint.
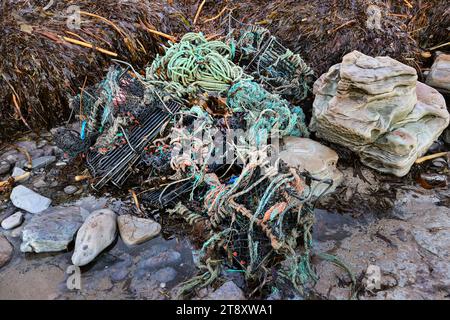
left=140, top=33, right=327, bottom=297
left=63, top=29, right=349, bottom=298
left=235, top=26, right=314, bottom=103
left=147, top=32, right=251, bottom=94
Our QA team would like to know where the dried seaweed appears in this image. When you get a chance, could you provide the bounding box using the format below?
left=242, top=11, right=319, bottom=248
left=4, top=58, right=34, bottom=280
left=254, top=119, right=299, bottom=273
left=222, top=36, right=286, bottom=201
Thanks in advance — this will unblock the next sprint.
left=0, top=0, right=190, bottom=140
left=193, top=0, right=448, bottom=75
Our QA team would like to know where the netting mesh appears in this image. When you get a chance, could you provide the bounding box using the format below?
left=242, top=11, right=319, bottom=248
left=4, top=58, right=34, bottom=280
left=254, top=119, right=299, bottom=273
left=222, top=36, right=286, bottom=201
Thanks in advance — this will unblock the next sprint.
left=58, top=27, right=354, bottom=298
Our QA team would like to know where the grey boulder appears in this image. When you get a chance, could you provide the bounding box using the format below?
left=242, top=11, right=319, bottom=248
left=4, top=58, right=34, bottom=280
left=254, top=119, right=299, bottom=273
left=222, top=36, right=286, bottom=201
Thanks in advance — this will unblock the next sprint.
left=206, top=281, right=245, bottom=300
left=20, top=206, right=86, bottom=253
left=279, top=137, right=343, bottom=197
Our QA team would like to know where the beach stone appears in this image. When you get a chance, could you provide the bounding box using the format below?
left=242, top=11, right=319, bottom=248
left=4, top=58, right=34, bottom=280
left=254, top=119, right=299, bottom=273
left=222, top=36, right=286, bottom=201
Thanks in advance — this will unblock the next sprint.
left=71, top=209, right=117, bottom=266
left=279, top=137, right=343, bottom=196
left=117, top=214, right=161, bottom=246
left=16, top=141, right=37, bottom=152
left=55, top=161, right=67, bottom=167
left=110, top=269, right=129, bottom=283
left=426, top=54, right=450, bottom=92
left=33, top=177, right=48, bottom=189
left=10, top=185, right=51, bottom=214
left=20, top=206, right=86, bottom=253
left=31, top=156, right=56, bottom=170
left=12, top=167, right=27, bottom=178
left=0, top=236, right=13, bottom=268
left=1, top=212, right=23, bottom=230
left=37, top=140, right=47, bottom=148
left=64, top=185, right=78, bottom=195
left=0, top=161, right=10, bottom=175
left=311, top=51, right=449, bottom=176
left=6, top=152, right=26, bottom=165
left=444, top=128, right=450, bottom=145
left=206, top=281, right=245, bottom=300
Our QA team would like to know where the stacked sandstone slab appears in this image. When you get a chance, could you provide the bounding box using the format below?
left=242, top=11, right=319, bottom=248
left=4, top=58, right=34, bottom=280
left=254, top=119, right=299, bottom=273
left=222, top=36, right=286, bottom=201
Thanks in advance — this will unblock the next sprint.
left=310, top=51, right=449, bottom=176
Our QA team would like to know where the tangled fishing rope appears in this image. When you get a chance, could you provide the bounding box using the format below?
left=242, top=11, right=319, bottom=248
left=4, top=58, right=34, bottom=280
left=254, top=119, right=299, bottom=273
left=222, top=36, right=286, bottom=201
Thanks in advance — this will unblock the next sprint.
left=148, top=33, right=251, bottom=93
left=62, top=29, right=354, bottom=299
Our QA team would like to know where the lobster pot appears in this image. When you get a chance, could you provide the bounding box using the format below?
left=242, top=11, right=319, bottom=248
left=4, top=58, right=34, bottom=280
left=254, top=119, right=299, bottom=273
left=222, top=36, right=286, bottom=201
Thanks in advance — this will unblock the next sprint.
left=87, top=100, right=181, bottom=190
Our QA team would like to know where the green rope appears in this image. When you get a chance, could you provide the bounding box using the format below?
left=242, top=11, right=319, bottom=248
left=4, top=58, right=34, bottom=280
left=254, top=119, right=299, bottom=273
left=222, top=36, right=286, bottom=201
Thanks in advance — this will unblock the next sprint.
left=227, top=80, right=309, bottom=146
left=148, top=33, right=251, bottom=93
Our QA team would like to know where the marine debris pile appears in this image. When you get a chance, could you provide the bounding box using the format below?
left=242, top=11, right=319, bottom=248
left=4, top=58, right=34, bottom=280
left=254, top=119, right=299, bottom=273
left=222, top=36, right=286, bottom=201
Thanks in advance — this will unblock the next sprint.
left=54, top=30, right=345, bottom=297
left=2, top=1, right=449, bottom=300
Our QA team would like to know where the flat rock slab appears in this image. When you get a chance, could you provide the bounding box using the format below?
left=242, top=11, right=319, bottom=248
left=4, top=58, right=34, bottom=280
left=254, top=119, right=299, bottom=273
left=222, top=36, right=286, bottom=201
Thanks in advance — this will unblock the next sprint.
left=10, top=185, right=51, bottom=214
left=20, top=206, right=86, bottom=253
left=151, top=267, right=177, bottom=283
left=140, top=249, right=181, bottom=272
left=31, top=156, right=56, bottom=170
left=118, top=215, right=161, bottom=246
left=0, top=235, right=13, bottom=268
left=72, top=209, right=117, bottom=266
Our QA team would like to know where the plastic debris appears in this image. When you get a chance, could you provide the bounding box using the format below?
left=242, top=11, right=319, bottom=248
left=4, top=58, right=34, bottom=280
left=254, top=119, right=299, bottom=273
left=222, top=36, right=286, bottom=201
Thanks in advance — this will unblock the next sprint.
left=58, top=29, right=348, bottom=298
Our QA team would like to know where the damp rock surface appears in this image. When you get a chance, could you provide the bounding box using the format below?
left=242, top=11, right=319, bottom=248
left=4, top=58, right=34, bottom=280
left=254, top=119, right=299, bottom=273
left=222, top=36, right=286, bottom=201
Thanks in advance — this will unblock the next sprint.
left=139, top=249, right=182, bottom=271
left=151, top=267, right=177, bottom=283
left=206, top=281, right=245, bottom=300
left=20, top=206, right=86, bottom=253
left=313, top=191, right=450, bottom=300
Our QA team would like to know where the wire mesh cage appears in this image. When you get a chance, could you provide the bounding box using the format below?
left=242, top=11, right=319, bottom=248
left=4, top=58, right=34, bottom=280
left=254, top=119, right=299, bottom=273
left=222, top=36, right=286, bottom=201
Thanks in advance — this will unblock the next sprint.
left=87, top=100, right=182, bottom=190
left=236, top=26, right=313, bottom=102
